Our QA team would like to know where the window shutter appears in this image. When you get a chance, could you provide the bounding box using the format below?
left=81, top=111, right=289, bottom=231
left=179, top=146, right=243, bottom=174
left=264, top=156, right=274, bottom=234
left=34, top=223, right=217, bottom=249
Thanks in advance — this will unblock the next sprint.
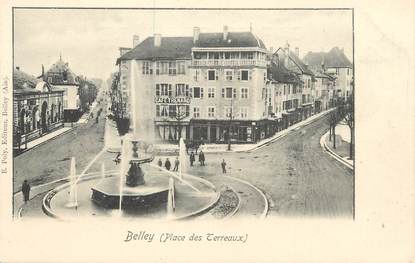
left=249, top=70, right=252, bottom=80
left=236, top=70, right=241, bottom=81
left=222, top=88, right=225, bottom=98
left=200, top=87, right=204, bottom=99
left=168, top=84, right=172, bottom=96
left=233, top=88, right=237, bottom=98
left=205, top=70, right=208, bottom=80
left=156, top=84, right=160, bottom=96
left=190, top=87, right=193, bottom=98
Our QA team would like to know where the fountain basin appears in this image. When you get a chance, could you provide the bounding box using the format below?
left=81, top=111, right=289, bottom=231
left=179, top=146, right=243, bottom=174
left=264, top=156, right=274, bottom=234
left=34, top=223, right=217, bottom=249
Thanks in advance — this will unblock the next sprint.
left=91, top=176, right=169, bottom=209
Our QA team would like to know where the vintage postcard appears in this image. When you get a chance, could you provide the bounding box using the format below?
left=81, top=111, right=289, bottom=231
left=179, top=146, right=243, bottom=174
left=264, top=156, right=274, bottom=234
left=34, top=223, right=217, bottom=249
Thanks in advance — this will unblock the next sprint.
left=0, top=1, right=414, bottom=262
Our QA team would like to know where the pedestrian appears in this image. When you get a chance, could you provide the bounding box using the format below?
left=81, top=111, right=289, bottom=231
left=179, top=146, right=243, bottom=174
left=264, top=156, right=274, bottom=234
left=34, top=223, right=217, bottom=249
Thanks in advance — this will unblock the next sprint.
left=173, top=157, right=180, bottom=172
left=189, top=152, right=195, bottom=166
left=164, top=158, right=171, bottom=171
left=199, top=150, right=205, bottom=166
left=22, top=180, right=31, bottom=203
left=221, top=159, right=227, bottom=174
left=157, top=158, right=163, bottom=167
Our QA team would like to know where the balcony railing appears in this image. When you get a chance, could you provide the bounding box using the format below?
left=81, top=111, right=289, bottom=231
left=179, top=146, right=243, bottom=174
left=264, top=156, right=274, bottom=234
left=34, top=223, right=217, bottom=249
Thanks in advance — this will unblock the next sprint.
left=192, top=59, right=267, bottom=67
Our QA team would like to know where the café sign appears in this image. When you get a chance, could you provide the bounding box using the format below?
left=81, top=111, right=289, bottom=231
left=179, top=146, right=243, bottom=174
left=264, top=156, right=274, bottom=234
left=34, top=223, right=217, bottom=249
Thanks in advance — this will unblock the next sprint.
left=154, top=96, right=191, bottom=104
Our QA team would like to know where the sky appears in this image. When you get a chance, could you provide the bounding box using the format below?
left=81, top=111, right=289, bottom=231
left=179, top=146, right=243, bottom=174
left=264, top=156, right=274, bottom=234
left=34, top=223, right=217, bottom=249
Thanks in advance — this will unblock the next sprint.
left=14, top=9, right=353, bottom=83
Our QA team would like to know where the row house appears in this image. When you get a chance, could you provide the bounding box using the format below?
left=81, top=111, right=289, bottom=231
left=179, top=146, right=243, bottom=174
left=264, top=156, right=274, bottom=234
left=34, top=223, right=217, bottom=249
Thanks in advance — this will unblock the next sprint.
left=43, top=56, right=81, bottom=122
left=13, top=67, right=64, bottom=150
left=116, top=26, right=270, bottom=143
left=311, top=70, right=336, bottom=113
left=275, top=44, right=315, bottom=120
left=303, top=47, right=353, bottom=101
left=266, top=60, right=303, bottom=131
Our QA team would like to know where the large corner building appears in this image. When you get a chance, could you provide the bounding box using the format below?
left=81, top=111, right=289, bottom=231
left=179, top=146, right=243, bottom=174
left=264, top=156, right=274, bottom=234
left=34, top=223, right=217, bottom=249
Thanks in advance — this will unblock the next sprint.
left=116, top=27, right=270, bottom=143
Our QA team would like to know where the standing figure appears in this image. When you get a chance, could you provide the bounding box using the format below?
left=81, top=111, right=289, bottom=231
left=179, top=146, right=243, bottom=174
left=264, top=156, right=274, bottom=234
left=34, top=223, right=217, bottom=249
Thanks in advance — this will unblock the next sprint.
left=165, top=158, right=171, bottom=171
left=199, top=150, right=205, bottom=166
left=221, top=159, right=227, bottom=174
left=22, top=180, right=31, bottom=203
left=173, top=157, right=180, bottom=172
left=157, top=158, right=163, bottom=167
left=189, top=152, right=195, bottom=166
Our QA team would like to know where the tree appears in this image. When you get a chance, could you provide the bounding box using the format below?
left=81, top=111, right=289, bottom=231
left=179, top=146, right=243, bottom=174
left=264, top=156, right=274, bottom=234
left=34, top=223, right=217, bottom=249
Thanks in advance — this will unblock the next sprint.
left=344, top=95, right=354, bottom=160
left=173, top=105, right=188, bottom=142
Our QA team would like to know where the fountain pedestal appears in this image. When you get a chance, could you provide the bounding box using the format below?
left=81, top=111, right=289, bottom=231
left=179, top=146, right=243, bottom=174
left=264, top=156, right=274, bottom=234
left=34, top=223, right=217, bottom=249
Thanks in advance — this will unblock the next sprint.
left=91, top=138, right=169, bottom=209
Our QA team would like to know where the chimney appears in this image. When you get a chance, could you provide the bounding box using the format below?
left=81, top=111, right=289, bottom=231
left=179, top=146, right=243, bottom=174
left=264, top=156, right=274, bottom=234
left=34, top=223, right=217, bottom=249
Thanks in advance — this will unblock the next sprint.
left=223, top=25, right=228, bottom=41
left=193, top=27, right=200, bottom=44
left=295, top=47, right=299, bottom=58
left=133, top=35, right=140, bottom=47
left=42, top=64, right=45, bottom=81
left=284, top=42, right=290, bottom=67
left=154, top=34, right=162, bottom=47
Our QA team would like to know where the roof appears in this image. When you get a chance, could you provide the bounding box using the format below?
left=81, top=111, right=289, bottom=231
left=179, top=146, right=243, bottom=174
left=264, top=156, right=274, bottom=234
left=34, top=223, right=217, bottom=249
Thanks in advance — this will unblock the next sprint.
left=303, top=47, right=353, bottom=69
left=117, top=36, right=194, bottom=63
left=117, top=31, right=266, bottom=63
left=45, top=58, right=79, bottom=85
left=195, top=32, right=266, bottom=49
left=267, top=61, right=302, bottom=84
left=275, top=48, right=314, bottom=76
left=14, top=69, right=64, bottom=95
left=13, top=69, right=41, bottom=95
left=311, top=69, right=336, bottom=80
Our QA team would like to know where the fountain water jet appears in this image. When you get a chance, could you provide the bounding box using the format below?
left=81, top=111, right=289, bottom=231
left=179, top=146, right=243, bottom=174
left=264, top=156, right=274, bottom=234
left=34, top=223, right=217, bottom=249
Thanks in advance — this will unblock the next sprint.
left=178, top=138, right=187, bottom=179
left=66, top=157, right=78, bottom=208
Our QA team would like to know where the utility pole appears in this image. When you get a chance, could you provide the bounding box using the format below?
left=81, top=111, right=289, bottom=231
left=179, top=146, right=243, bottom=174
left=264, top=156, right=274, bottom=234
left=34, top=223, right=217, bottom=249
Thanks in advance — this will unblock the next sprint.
left=227, top=98, right=233, bottom=151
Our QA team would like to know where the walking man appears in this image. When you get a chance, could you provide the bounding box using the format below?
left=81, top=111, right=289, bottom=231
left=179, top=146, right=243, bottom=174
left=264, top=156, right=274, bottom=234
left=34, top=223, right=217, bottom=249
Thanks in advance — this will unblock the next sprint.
left=221, top=159, right=227, bottom=174
left=189, top=152, right=195, bottom=166
left=173, top=157, right=180, bottom=172
left=22, top=180, right=31, bottom=204
left=199, top=150, right=205, bottom=166
left=157, top=158, right=163, bottom=167
left=165, top=158, right=171, bottom=171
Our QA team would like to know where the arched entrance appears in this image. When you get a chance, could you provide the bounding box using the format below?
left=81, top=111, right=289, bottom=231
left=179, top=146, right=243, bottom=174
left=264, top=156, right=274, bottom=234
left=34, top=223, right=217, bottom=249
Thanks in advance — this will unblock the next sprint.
left=19, top=109, right=26, bottom=134
left=51, top=104, right=56, bottom=123
left=41, top=101, right=48, bottom=133
left=32, top=106, right=38, bottom=130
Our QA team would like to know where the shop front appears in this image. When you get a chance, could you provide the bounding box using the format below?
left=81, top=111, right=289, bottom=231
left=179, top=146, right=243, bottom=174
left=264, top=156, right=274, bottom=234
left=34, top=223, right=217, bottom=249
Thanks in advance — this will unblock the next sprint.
left=188, top=119, right=275, bottom=144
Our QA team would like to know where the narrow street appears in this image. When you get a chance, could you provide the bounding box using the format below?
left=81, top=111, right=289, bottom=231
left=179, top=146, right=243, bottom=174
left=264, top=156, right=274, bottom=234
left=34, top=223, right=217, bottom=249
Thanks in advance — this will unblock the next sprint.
left=13, top=101, right=107, bottom=193
left=186, top=115, right=354, bottom=218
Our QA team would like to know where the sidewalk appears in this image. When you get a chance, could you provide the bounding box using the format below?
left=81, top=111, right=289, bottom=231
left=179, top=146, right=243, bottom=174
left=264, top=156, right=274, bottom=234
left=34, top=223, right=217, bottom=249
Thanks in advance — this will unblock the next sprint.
left=15, top=127, right=73, bottom=153
left=320, top=124, right=354, bottom=170
left=105, top=108, right=333, bottom=154
left=77, top=101, right=98, bottom=124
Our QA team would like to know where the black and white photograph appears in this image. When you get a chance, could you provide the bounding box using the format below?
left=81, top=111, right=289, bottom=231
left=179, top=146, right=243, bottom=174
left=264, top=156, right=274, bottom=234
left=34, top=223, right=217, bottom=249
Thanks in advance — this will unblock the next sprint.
left=11, top=8, right=355, bottom=221
left=0, top=2, right=414, bottom=263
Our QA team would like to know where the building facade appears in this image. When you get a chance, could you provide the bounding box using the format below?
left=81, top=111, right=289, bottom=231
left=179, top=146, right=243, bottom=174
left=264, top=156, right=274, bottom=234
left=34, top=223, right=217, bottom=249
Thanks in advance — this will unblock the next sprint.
left=303, top=47, right=353, bottom=101
left=44, top=57, right=81, bottom=122
left=116, top=27, right=271, bottom=143
left=275, top=44, right=315, bottom=120
left=13, top=68, right=64, bottom=149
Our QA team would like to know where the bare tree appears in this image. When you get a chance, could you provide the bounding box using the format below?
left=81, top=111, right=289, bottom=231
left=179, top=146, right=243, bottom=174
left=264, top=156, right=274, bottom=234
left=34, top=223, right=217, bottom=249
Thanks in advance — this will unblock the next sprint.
left=344, top=95, right=354, bottom=160
left=328, top=110, right=338, bottom=148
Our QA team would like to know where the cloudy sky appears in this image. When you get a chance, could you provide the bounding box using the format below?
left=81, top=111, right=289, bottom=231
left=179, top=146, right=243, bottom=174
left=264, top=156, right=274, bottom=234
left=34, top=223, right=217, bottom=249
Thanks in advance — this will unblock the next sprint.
left=14, top=8, right=353, bottom=83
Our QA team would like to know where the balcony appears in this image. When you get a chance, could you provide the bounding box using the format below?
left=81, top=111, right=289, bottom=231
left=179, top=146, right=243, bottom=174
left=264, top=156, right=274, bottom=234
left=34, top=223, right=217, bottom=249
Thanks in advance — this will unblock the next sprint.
left=191, top=59, right=267, bottom=67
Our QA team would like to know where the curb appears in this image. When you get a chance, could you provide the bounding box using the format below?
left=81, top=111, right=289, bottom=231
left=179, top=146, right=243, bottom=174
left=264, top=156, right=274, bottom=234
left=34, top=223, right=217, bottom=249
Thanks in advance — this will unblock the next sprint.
left=320, top=131, right=354, bottom=170
left=222, top=185, right=241, bottom=220
left=224, top=175, right=269, bottom=219
left=249, top=108, right=334, bottom=153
